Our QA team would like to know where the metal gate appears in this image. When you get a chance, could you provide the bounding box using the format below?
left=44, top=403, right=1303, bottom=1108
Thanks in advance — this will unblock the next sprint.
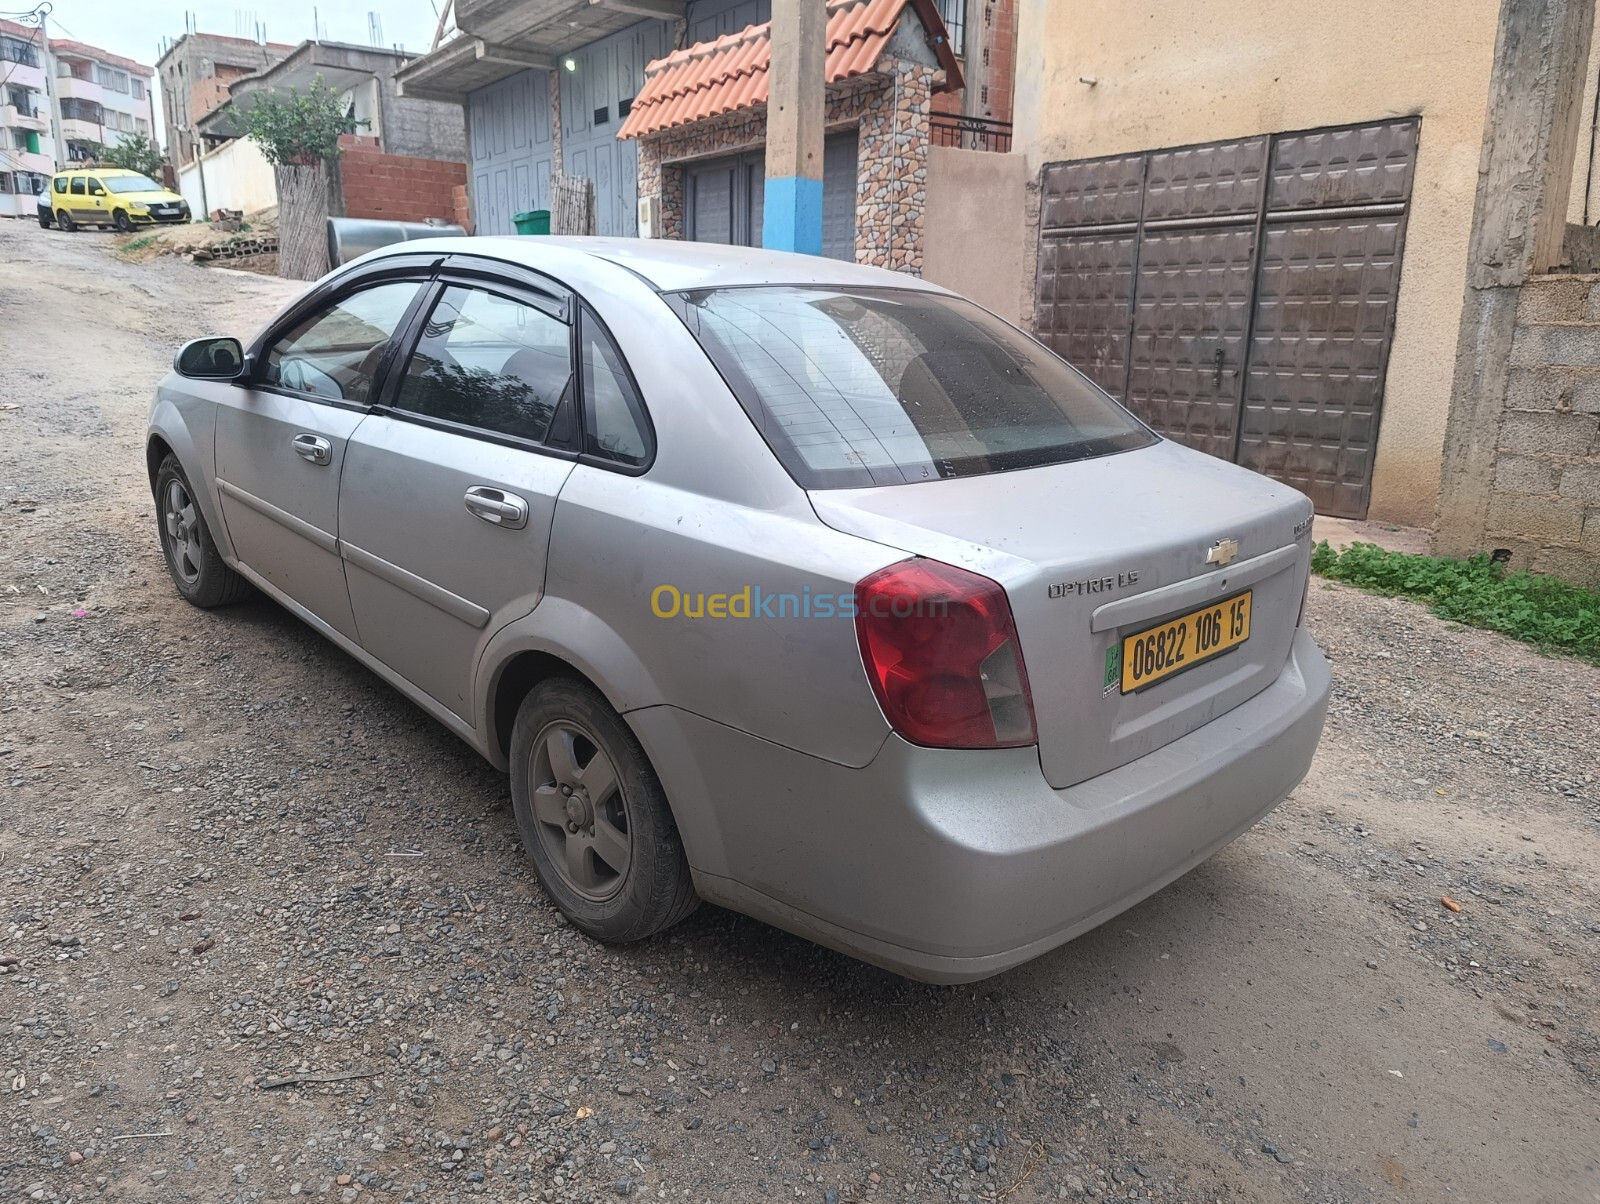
left=467, top=70, right=554, bottom=237
left=560, top=18, right=673, bottom=237
left=1035, top=119, right=1418, bottom=518
left=684, top=131, right=859, bottom=261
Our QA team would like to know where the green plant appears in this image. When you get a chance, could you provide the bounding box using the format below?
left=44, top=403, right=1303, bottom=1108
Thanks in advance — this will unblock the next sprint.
left=99, top=132, right=164, bottom=179
left=118, top=234, right=158, bottom=254
left=1312, top=541, right=1600, bottom=664
left=243, top=78, right=365, bottom=167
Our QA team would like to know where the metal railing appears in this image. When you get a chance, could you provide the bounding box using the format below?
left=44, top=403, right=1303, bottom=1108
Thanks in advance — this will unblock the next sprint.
left=930, top=113, right=1014, bottom=154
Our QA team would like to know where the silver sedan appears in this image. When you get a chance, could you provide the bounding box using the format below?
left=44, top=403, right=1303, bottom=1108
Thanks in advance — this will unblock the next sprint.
left=146, top=238, right=1330, bottom=982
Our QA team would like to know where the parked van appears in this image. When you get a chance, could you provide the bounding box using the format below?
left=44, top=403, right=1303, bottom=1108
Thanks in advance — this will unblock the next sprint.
left=39, top=168, right=190, bottom=232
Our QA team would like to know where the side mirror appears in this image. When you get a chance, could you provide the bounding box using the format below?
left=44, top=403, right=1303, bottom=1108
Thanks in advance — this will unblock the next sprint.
left=174, top=336, right=247, bottom=380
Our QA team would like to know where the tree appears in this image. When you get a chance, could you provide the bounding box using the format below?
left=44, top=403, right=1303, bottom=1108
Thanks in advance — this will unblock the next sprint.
left=243, top=78, right=366, bottom=280
left=100, top=132, right=164, bottom=179
left=242, top=77, right=362, bottom=168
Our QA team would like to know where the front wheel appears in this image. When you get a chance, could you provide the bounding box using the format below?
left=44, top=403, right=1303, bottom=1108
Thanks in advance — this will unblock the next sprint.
left=153, top=455, right=250, bottom=608
left=113, top=209, right=133, bottom=232
left=510, top=678, right=698, bottom=942
left=37, top=208, right=52, bottom=228
left=55, top=209, right=73, bottom=232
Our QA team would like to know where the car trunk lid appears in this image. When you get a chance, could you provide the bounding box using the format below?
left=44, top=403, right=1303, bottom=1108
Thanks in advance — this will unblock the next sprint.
left=809, top=440, right=1313, bottom=788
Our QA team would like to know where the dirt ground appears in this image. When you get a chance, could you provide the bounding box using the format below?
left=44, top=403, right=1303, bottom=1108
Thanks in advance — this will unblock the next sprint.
left=1, top=219, right=1597, bottom=1204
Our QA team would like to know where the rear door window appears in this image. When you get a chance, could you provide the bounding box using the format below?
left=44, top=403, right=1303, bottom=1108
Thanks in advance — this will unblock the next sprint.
left=667, top=286, right=1156, bottom=488
left=69, top=176, right=85, bottom=195
left=392, top=284, right=574, bottom=444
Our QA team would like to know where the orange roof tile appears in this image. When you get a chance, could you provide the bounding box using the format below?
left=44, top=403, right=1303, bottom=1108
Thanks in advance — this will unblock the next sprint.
left=618, top=0, right=959, bottom=140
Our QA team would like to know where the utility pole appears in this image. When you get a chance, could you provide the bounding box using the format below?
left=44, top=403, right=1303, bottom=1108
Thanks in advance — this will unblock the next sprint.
left=41, top=11, right=64, bottom=170
left=762, top=0, right=824, bottom=255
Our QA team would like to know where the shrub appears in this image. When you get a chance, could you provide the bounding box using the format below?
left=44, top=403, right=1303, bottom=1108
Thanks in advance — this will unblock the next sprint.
left=1312, top=541, right=1600, bottom=664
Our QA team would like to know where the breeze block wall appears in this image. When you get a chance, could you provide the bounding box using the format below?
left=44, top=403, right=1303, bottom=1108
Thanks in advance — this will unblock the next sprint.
left=1463, top=273, right=1600, bottom=586
left=336, top=134, right=468, bottom=225
left=633, top=56, right=934, bottom=274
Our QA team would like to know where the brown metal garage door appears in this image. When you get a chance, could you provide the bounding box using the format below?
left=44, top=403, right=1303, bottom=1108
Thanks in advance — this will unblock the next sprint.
left=1034, top=119, right=1418, bottom=519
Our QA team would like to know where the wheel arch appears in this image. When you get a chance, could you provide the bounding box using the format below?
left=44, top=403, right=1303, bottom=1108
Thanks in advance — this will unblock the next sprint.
left=484, top=649, right=592, bottom=769
left=480, top=640, right=727, bottom=877
left=145, top=432, right=175, bottom=492
left=145, top=403, right=235, bottom=562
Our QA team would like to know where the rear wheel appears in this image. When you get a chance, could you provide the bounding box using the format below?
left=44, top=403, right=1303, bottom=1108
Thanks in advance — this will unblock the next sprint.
left=113, top=209, right=133, bottom=232
left=153, top=454, right=250, bottom=608
left=510, top=677, right=698, bottom=942
left=55, top=209, right=73, bottom=232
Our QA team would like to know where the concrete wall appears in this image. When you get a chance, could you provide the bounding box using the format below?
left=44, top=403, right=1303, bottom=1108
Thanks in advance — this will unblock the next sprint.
left=178, top=135, right=276, bottom=216
left=373, top=62, right=468, bottom=163
left=1458, top=274, right=1600, bottom=585
left=922, top=145, right=1026, bottom=324
left=1010, top=0, right=1503, bottom=527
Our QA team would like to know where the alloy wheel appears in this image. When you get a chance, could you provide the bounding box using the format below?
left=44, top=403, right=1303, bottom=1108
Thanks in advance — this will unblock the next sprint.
left=527, top=720, right=632, bottom=901
left=163, top=479, right=203, bottom=586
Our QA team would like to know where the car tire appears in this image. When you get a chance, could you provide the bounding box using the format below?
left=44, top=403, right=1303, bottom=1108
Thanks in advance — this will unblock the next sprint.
left=510, top=677, right=699, bottom=942
left=56, top=209, right=73, bottom=232
left=37, top=208, right=52, bottom=228
left=153, top=454, right=251, bottom=608
left=113, top=209, right=132, bottom=232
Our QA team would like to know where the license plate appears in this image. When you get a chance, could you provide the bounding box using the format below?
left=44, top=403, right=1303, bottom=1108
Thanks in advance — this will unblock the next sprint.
left=1113, top=590, right=1252, bottom=694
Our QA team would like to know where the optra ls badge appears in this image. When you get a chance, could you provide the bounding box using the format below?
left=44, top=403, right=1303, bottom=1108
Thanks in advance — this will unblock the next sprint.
left=1049, top=570, right=1141, bottom=598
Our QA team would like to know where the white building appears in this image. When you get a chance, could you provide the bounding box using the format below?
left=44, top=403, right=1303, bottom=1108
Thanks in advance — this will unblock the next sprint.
left=50, top=36, right=155, bottom=165
left=0, top=18, right=54, bottom=217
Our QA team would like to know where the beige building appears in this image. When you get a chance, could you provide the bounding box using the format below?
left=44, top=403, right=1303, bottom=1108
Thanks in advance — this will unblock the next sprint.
left=925, top=0, right=1599, bottom=582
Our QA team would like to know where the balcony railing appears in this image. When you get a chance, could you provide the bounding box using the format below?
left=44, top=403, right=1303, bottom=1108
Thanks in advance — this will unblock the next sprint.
left=931, top=113, right=1013, bottom=154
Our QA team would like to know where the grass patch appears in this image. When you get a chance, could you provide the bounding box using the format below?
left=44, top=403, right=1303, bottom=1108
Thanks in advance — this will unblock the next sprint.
left=116, top=234, right=159, bottom=257
left=1312, top=541, right=1600, bottom=664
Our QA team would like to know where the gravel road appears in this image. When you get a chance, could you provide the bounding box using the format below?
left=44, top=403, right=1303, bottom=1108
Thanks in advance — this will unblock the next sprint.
left=2, top=221, right=1597, bottom=1204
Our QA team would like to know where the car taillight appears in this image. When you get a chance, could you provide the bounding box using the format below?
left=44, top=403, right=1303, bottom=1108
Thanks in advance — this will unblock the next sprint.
left=854, top=559, right=1037, bottom=749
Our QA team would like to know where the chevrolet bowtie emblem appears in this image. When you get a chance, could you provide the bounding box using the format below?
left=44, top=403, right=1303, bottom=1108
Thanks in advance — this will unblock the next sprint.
left=1206, top=538, right=1240, bottom=567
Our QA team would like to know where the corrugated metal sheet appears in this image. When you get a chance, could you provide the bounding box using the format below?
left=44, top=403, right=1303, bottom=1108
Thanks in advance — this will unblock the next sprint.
left=619, top=0, right=955, bottom=140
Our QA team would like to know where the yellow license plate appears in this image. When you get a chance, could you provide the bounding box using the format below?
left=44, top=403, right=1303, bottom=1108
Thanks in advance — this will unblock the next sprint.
left=1115, top=590, right=1252, bottom=694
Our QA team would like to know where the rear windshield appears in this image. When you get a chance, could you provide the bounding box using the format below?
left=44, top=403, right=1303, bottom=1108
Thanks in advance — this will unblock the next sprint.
left=103, top=174, right=160, bottom=194
left=666, top=285, right=1155, bottom=488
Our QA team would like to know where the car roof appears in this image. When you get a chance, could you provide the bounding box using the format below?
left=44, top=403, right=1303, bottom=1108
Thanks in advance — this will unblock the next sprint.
left=371, top=235, right=953, bottom=295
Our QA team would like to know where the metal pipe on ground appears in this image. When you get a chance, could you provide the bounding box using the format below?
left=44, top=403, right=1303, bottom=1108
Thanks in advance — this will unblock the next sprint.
left=326, top=217, right=467, bottom=268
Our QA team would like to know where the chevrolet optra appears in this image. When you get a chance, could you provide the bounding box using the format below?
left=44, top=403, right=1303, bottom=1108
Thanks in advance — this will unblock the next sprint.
left=147, top=238, right=1331, bottom=982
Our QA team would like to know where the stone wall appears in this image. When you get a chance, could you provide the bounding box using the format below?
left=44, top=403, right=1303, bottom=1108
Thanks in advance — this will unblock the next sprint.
left=633, top=55, right=934, bottom=273
left=1462, top=273, right=1600, bottom=585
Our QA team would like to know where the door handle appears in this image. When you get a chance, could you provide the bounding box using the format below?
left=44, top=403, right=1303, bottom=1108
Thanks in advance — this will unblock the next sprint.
left=292, top=433, right=332, bottom=465
left=1213, top=347, right=1226, bottom=390
left=464, top=486, right=529, bottom=530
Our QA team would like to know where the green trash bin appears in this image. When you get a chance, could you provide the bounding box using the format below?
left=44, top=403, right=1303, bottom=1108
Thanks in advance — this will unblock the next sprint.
left=512, top=209, right=551, bottom=235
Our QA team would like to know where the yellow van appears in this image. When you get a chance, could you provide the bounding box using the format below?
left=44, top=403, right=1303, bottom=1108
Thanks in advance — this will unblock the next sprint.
left=40, top=167, right=191, bottom=232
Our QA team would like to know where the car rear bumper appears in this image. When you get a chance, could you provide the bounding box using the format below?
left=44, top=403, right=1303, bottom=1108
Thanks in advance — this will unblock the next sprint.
left=632, top=627, right=1331, bottom=983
